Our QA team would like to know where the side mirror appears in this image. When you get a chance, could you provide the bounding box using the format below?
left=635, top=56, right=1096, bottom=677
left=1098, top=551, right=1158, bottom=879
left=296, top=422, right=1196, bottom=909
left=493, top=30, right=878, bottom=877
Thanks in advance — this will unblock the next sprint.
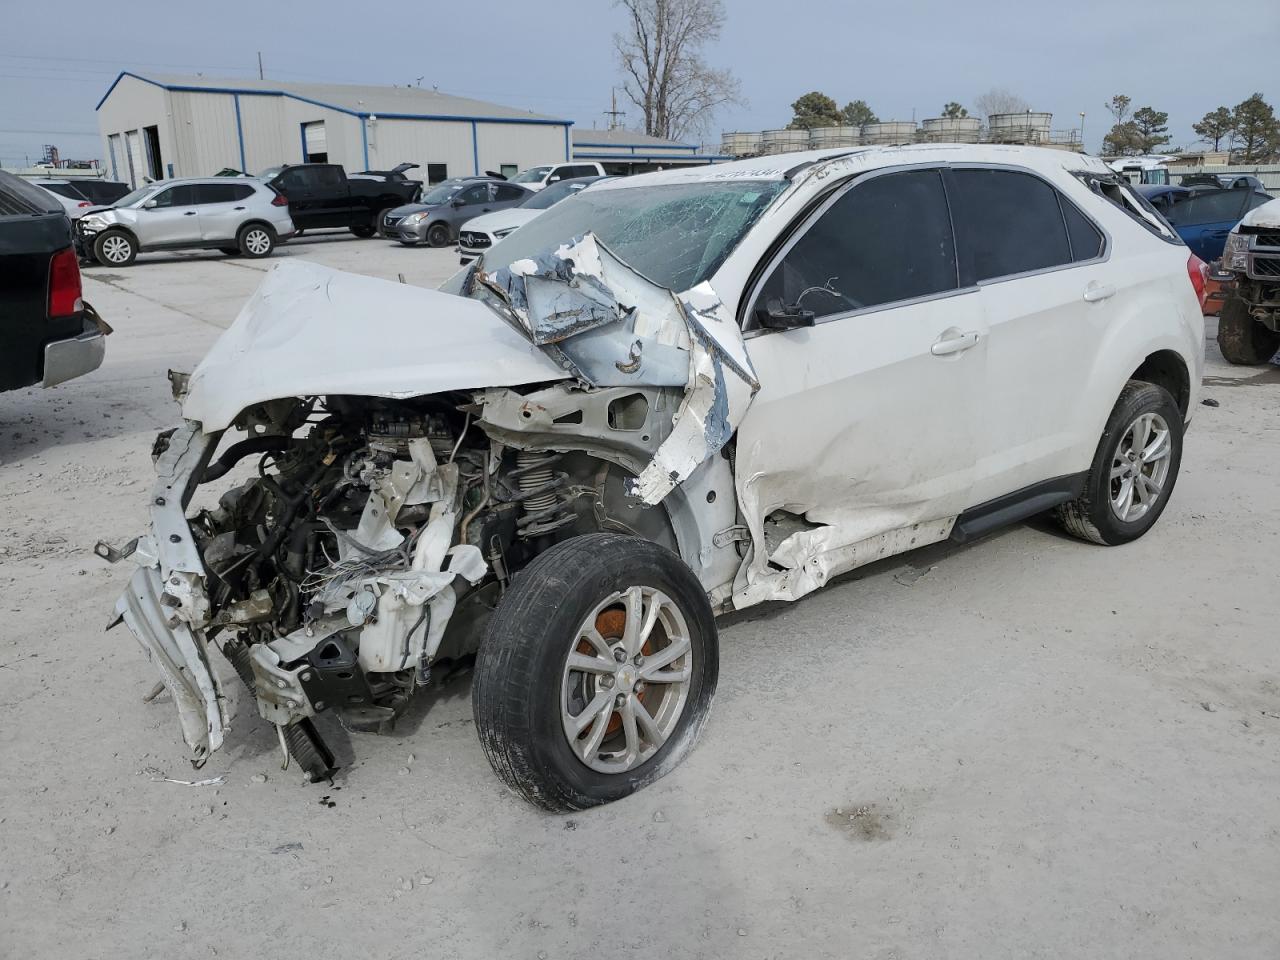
left=451, top=198, right=465, bottom=208
left=142, top=199, right=158, bottom=209
left=755, top=299, right=816, bottom=331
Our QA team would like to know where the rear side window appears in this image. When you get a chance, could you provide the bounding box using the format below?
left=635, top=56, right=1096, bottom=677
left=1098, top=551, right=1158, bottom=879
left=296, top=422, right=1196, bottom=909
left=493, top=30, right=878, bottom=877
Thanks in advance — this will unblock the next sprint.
left=495, top=183, right=526, bottom=201
left=314, top=166, right=344, bottom=188
left=1061, top=197, right=1105, bottom=262
left=0, top=171, right=56, bottom=216
left=193, top=183, right=254, bottom=204
left=950, top=169, right=1072, bottom=282
left=752, top=168, right=957, bottom=323
left=42, top=182, right=86, bottom=201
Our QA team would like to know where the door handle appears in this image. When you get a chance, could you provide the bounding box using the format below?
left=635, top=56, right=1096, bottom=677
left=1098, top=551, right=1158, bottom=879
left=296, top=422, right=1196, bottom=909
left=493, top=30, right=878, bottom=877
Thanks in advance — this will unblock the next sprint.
left=233, top=206, right=245, bottom=210
left=931, top=331, right=980, bottom=356
left=1083, top=281, right=1115, bottom=302
left=183, top=211, right=197, bottom=216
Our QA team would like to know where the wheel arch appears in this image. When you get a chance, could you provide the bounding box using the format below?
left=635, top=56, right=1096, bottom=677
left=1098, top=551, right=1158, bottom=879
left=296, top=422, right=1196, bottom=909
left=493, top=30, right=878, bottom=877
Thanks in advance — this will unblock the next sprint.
left=237, top=219, right=276, bottom=238
left=1130, top=349, right=1190, bottom=417
left=96, top=224, right=141, bottom=248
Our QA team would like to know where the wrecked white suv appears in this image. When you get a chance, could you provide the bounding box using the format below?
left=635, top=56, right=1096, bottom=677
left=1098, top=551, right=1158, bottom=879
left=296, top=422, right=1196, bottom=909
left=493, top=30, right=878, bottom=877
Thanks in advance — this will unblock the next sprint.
left=104, top=146, right=1204, bottom=810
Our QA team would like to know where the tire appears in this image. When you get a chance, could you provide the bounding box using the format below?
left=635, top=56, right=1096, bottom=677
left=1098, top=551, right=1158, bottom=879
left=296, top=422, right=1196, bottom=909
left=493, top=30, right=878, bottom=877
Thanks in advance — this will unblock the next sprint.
left=472, top=533, right=718, bottom=811
left=426, top=222, right=451, bottom=248
left=93, top=230, right=136, bottom=266
left=237, top=223, right=275, bottom=258
left=1217, top=295, right=1280, bottom=365
left=398, top=240, right=419, bottom=247
left=376, top=207, right=395, bottom=238
left=1056, top=380, right=1183, bottom=546
left=350, top=223, right=377, bottom=238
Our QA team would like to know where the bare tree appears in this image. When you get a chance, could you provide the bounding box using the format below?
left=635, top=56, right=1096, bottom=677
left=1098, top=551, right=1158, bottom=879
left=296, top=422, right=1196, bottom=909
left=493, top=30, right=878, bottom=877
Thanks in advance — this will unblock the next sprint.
left=615, top=0, right=743, bottom=141
left=973, top=87, right=1031, bottom=120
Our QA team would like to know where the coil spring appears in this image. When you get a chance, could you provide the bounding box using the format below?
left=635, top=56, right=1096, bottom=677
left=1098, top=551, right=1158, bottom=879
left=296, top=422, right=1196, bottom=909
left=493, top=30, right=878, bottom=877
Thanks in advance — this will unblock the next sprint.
left=515, top=451, right=559, bottom=514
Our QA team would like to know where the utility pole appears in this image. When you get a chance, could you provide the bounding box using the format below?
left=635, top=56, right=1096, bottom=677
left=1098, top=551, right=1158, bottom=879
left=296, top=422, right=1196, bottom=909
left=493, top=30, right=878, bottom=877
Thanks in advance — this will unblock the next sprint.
left=604, top=88, right=625, bottom=130
left=257, top=52, right=264, bottom=80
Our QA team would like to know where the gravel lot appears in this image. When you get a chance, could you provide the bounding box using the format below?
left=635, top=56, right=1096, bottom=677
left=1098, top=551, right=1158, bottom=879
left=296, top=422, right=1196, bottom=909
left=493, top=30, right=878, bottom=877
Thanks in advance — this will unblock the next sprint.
left=2, top=233, right=1278, bottom=960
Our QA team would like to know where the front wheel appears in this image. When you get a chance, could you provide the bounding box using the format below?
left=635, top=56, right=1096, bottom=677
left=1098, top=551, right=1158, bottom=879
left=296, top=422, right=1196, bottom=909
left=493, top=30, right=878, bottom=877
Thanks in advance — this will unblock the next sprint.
left=1056, top=380, right=1183, bottom=545
left=237, top=224, right=275, bottom=258
left=1217, top=295, right=1280, bottom=365
left=93, top=230, right=136, bottom=266
left=472, top=533, right=718, bottom=811
left=426, top=222, right=451, bottom=248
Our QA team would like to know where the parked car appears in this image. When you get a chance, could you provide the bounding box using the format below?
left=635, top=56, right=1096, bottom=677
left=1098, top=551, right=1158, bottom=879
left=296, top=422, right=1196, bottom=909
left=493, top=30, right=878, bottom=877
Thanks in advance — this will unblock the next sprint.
left=383, top=177, right=533, bottom=247
left=30, top=179, right=97, bottom=218
left=260, top=163, right=421, bottom=238
left=1180, top=173, right=1266, bottom=192
left=509, top=161, right=607, bottom=192
left=72, top=179, right=131, bottom=207
left=458, top=176, right=610, bottom=264
left=0, top=171, right=108, bottom=392
left=1216, top=197, right=1280, bottom=364
left=1138, top=184, right=1272, bottom=262
left=103, top=146, right=1204, bottom=809
left=75, top=178, right=295, bottom=266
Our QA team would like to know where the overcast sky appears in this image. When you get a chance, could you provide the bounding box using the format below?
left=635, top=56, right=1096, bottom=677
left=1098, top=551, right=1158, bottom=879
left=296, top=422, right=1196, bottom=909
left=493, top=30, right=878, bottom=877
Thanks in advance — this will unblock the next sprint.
left=2, top=0, right=1276, bottom=167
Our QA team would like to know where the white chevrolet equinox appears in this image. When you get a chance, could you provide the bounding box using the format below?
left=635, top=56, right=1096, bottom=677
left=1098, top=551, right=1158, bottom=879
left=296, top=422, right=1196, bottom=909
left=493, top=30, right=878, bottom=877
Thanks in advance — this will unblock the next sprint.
left=107, top=146, right=1205, bottom=810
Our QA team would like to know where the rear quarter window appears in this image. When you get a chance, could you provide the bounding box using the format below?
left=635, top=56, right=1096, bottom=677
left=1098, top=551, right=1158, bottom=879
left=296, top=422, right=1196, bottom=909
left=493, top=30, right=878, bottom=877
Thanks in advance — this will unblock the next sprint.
left=1077, top=172, right=1181, bottom=244
left=0, top=172, right=62, bottom=216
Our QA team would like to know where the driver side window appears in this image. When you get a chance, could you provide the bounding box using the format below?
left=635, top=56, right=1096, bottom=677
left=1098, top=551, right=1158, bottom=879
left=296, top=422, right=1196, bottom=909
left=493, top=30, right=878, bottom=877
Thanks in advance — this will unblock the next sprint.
left=751, top=169, right=957, bottom=328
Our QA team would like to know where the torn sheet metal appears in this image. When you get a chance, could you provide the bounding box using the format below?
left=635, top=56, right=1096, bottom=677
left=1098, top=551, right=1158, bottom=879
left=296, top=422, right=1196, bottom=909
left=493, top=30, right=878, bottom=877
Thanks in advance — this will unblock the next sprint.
left=481, top=233, right=759, bottom=505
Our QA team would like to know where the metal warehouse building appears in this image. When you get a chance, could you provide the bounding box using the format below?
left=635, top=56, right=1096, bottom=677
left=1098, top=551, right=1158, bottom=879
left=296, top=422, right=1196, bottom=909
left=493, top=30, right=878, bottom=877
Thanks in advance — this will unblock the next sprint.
left=570, top=128, right=730, bottom=173
left=96, top=72, right=571, bottom=187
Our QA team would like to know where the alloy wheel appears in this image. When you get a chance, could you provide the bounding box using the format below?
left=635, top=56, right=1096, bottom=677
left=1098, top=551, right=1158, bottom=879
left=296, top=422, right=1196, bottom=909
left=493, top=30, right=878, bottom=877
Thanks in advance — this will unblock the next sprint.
left=560, top=585, right=693, bottom=774
left=102, top=235, right=131, bottom=263
left=244, top=229, right=271, bottom=255
left=1109, top=411, right=1172, bottom=522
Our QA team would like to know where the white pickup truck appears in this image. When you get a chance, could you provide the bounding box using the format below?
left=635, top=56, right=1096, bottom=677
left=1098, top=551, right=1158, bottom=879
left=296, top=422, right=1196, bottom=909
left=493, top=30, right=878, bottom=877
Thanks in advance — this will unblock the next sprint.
left=1218, top=197, right=1280, bottom=364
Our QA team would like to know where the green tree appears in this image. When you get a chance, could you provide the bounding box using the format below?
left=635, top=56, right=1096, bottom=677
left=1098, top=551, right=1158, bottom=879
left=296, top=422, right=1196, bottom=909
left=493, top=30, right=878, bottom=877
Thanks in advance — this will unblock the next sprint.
left=1131, top=106, right=1170, bottom=152
left=941, top=102, right=968, bottom=119
left=788, top=91, right=843, bottom=130
left=1102, top=121, right=1144, bottom=156
left=1105, top=94, right=1132, bottom=124
left=1192, top=106, right=1234, bottom=151
left=841, top=99, right=878, bottom=126
left=1232, top=93, right=1279, bottom=163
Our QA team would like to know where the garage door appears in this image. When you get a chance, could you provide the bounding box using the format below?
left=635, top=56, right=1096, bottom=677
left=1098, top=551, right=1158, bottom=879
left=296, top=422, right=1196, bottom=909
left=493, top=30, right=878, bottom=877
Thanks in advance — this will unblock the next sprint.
left=125, top=130, right=145, bottom=187
left=303, top=121, right=327, bottom=162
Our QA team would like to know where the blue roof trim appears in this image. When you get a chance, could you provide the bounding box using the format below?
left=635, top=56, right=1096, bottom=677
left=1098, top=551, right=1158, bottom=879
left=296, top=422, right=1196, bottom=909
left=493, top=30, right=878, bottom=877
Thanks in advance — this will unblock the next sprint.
left=96, top=71, right=573, bottom=127
left=574, top=140, right=697, bottom=151
left=573, top=151, right=733, bottom=162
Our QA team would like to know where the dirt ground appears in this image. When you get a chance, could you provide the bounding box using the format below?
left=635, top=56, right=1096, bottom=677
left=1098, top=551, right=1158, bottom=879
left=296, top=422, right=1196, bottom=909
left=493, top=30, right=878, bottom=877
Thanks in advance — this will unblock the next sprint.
left=2, top=235, right=1278, bottom=960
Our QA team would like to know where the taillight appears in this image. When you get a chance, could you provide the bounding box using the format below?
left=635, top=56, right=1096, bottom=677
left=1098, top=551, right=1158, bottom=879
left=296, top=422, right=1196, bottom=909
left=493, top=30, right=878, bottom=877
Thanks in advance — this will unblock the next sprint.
left=48, top=246, right=83, bottom=318
left=77, top=201, right=92, bottom=208
left=271, top=192, right=288, bottom=207
left=1187, top=253, right=1208, bottom=309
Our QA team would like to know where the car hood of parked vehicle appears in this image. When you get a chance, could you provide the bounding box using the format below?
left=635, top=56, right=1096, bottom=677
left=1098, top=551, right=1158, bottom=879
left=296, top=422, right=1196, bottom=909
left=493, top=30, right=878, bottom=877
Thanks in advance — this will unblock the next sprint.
left=460, top=208, right=541, bottom=238
left=182, top=260, right=568, bottom=432
left=387, top=200, right=451, bottom=218
left=1238, top=197, right=1280, bottom=230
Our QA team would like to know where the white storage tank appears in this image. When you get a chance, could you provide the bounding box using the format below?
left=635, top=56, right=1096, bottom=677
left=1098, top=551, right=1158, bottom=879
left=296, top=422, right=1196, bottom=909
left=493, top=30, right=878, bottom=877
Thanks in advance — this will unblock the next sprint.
left=761, top=128, right=811, bottom=154
left=920, top=116, right=982, bottom=143
left=987, top=112, right=1053, bottom=143
left=809, top=126, right=862, bottom=148
left=861, top=121, right=918, bottom=145
left=720, top=131, right=763, bottom=157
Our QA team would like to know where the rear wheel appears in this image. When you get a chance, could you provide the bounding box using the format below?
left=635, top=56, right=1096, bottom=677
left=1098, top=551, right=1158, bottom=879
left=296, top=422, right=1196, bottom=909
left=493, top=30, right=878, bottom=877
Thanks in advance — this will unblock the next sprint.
left=237, top=224, right=275, bottom=258
left=1056, top=380, right=1183, bottom=545
left=350, top=223, right=377, bottom=238
left=472, top=533, right=717, bottom=811
left=93, top=230, right=136, bottom=266
left=1217, top=295, right=1280, bottom=365
left=426, top=222, right=451, bottom=248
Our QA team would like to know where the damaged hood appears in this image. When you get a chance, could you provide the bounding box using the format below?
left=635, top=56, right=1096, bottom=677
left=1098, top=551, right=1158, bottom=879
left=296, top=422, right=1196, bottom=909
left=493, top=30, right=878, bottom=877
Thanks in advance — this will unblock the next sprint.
left=1239, top=197, right=1280, bottom=231
left=182, top=260, right=568, bottom=431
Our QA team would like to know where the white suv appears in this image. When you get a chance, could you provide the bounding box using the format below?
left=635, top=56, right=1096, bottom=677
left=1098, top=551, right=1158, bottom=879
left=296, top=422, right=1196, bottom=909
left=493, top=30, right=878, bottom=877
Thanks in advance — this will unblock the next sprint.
left=105, top=146, right=1204, bottom=808
left=509, top=160, right=606, bottom=192
left=76, top=177, right=295, bottom=266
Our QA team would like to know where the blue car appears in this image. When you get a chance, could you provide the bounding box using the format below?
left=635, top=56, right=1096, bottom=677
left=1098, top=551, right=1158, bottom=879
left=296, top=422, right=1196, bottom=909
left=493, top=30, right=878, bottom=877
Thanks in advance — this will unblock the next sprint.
left=1138, top=184, right=1272, bottom=262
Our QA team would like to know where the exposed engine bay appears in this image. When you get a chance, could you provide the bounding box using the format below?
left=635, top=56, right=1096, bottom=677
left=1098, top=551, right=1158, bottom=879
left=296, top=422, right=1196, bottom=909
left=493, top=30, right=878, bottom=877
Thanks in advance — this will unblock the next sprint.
left=121, top=384, right=700, bottom=780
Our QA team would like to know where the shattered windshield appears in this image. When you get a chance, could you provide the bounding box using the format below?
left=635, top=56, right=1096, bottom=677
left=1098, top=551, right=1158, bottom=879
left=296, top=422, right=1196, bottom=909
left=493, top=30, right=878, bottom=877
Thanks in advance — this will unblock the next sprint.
left=479, top=179, right=787, bottom=292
